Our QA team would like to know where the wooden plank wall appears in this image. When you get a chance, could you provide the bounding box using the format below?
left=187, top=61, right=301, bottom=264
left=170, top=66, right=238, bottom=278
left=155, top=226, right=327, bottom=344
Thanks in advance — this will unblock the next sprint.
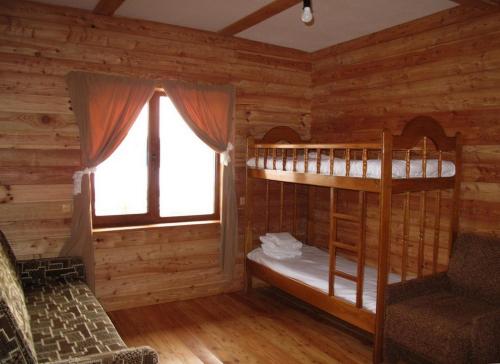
left=0, top=0, right=311, bottom=310
left=309, top=6, right=500, bottom=275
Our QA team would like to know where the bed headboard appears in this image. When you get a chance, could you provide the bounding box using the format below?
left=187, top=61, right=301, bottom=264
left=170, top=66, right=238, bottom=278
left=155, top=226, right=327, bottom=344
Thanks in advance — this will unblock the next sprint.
left=258, top=126, right=306, bottom=144
left=394, top=115, right=459, bottom=151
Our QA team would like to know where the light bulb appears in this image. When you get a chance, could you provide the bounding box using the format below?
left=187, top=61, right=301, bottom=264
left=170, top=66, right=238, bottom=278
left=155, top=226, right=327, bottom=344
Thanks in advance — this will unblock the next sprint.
left=301, top=6, right=313, bottom=23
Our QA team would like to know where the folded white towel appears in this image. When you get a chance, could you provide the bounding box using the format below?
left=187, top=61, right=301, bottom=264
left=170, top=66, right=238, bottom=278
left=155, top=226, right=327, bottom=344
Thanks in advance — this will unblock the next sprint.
left=265, top=232, right=298, bottom=243
left=261, top=243, right=302, bottom=260
left=261, top=241, right=301, bottom=252
left=260, top=232, right=303, bottom=260
left=260, top=236, right=302, bottom=250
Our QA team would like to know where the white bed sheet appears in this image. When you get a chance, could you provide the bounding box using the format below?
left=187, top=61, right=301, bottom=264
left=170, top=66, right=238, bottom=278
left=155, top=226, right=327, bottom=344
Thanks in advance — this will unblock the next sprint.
left=246, top=155, right=455, bottom=179
left=247, top=244, right=401, bottom=312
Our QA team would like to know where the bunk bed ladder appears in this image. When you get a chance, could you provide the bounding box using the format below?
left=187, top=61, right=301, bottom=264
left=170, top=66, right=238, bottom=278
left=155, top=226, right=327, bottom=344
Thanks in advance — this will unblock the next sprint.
left=328, top=188, right=367, bottom=309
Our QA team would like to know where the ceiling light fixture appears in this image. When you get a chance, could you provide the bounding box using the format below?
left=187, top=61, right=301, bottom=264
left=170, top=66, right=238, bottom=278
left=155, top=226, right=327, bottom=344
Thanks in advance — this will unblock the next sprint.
left=301, top=0, right=313, bottom=23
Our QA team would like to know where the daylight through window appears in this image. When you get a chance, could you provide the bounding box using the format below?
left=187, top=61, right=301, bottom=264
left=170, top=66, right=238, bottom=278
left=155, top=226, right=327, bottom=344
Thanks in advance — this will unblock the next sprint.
left=93, top=92, right=219, bottom=227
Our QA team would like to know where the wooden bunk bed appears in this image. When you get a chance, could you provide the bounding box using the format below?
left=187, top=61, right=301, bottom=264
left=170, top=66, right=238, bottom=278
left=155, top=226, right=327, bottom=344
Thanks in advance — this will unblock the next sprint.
left=244, top=116, right=462, bottom=364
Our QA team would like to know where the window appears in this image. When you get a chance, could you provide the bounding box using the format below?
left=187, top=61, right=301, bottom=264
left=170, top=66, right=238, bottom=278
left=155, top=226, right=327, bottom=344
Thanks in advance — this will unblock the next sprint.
left=93, top=92, right=220, bottom=228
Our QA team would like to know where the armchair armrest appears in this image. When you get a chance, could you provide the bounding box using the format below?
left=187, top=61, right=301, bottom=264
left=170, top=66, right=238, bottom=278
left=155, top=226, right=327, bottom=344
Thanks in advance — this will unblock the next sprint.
left=472, top=308, right=500, bottom=364
left=51, top=346, right=158, bottom=364
left=17, top=256, right=86, bottom=288
left=385, top=272, right=450, bottom=306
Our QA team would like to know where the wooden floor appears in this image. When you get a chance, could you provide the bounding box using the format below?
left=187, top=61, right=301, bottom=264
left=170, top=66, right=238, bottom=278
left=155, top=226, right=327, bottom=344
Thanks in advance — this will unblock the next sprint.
left=108, top=287, right=373, bottom=364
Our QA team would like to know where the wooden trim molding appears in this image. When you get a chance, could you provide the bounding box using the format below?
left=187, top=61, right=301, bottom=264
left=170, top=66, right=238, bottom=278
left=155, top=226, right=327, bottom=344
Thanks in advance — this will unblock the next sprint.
left=218, top=0, right=302, bottom=36
left=93, top=0, right=126, bottom=16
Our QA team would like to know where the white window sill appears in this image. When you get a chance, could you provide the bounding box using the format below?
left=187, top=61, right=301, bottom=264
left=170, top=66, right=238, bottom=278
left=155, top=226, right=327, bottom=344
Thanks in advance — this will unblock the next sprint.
left=93, top=220, right=220, bottom=233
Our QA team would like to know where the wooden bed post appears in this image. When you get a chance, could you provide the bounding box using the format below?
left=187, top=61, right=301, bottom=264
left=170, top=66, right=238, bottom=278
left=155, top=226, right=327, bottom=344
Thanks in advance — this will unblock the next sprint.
left=244, top=135, right=255, bottom=292
left=373, top=129, right=393, bottom=364
left=328, top=187, right=338, bottom=297
left=307, top=186, right=315, bottom=245
left=449, top=132, right=463, bottom=254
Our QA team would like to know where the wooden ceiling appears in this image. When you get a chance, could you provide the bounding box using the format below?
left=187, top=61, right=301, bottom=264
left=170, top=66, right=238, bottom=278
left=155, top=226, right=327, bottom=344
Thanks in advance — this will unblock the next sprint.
left=33, top=0, right=500, bottom=52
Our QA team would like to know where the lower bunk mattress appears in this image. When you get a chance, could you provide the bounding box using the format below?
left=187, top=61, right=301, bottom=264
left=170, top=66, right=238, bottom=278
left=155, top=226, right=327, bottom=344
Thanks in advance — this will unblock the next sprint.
left=247, top=244, right=401, bottom=313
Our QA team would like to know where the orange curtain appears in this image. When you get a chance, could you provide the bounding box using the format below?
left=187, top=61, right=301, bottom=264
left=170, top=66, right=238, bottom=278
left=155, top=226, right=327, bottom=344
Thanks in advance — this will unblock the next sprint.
left=164, top=80, right=237, bottom=279
left=64, top=71, right=155, bottom=291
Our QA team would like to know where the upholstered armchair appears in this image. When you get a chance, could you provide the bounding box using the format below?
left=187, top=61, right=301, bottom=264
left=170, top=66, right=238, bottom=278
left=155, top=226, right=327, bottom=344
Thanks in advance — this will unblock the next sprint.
left=384, top=233, right=500, bottom=364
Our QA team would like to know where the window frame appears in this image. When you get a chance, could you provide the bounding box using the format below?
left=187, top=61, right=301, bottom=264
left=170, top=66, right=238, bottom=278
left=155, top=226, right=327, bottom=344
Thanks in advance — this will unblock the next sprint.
left=92, top=91, right=221, bottom=228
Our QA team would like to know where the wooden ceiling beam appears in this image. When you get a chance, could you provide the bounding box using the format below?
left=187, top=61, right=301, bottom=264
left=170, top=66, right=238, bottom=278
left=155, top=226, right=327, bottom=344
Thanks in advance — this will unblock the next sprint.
left=93, top=0, right=126, bottom=16
left=453, top=0, right=500, bottom=10
left=219, top=0, right=302, bottom=36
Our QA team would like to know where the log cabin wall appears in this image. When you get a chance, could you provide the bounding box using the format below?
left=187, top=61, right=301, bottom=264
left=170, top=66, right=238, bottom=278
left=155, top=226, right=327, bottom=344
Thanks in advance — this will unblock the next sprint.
left=309, top=6, right=500, bottom=275
left=0, top=0, right=311, bottom=310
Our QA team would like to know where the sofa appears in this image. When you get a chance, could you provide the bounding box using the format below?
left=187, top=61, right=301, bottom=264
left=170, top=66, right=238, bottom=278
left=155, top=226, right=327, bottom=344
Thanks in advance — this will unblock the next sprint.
left=384, top=233, right=500, bottom=364
left=0, top=230, right=158, bottom=364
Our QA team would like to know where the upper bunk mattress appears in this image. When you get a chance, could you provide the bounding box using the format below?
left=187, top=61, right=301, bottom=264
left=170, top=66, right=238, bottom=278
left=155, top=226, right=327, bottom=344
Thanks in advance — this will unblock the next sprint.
left=247, top=155, right=455, bottom=179
left=247, top=244, right=401, bottom=312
